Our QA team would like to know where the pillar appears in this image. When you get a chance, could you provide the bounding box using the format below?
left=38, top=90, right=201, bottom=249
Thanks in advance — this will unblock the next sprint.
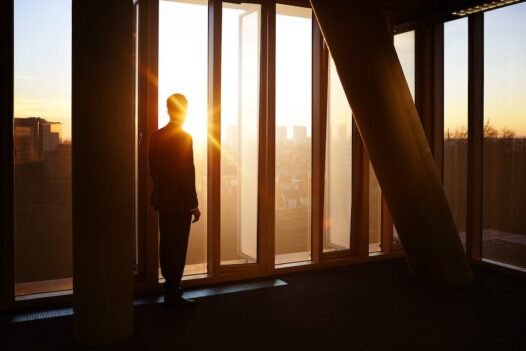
left=72, top=0, right=135, bottom=344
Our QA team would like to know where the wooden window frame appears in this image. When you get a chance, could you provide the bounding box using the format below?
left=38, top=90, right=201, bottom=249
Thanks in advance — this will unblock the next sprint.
left=466, top=13, right=483, bottom=262
left=0, top=0, right=15, bottom=310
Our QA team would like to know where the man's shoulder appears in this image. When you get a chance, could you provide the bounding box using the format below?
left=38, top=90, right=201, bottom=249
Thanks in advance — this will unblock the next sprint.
left=180, top=130, right=193, bottom=142
left=155, top=126, right=192, bottom=144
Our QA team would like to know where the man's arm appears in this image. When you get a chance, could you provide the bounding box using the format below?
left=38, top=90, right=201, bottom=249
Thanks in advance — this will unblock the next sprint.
left=149, top=132, right=157, bottom=181
left=186, top=136, right=200, bottom=222
left=148, top=132, right=159, bottom=209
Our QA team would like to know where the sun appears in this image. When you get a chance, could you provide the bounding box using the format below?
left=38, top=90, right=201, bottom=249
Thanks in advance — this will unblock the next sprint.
left=182, top=109, right=208, bottom=144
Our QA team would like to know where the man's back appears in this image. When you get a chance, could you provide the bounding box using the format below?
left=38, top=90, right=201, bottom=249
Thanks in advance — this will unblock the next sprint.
left=149, top=123, right=198, bottom=213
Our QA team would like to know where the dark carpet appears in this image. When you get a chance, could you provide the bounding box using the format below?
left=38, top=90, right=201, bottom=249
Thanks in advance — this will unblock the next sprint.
left=1, top=258, right=525, bottom=351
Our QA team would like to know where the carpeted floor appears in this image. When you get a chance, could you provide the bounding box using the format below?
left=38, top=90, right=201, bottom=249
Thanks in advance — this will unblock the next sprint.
left=1, top=258, right=525, bottom=350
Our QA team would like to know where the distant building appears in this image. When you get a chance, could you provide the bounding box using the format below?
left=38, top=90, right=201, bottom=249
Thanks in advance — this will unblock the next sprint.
left=293, top=125, right=307, bottom=145
left=14, top=117, right=62, bottom=164
left=276, top=126, right=288, bottom=144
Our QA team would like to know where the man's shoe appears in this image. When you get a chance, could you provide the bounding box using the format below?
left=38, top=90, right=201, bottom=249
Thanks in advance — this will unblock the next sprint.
left=163, top=296, right=196, bottom=309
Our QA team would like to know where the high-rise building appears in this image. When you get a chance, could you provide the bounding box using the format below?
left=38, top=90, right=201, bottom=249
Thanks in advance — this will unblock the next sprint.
left=13, top=117, right=62, bottom=164
left=276, top=126, right=288, bottom=144
left=293, top=125, right=307, bottom=145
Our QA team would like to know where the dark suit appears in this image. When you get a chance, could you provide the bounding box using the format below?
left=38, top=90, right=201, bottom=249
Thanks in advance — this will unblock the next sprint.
left=149, top=122, right=198, bottom=297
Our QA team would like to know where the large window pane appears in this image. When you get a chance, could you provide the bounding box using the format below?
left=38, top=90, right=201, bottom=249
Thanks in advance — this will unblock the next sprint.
left=394, top=30, right=415, bottom=99
left=14, top=0, right=72, bottom=296
left=393, top=30, right=415, bottom=244
left=275, top=5, right=312, bottom=265
left=368, top=30, right=416, bottom=251
left=444, top=18, right=468, bottom=247
left=323, top=56, right=352, bottom=253
left=158, top=0, right=208, bottom=276
left=220, top=2, right=261, bottom=265
left=483, top=3, right=526, bottom=269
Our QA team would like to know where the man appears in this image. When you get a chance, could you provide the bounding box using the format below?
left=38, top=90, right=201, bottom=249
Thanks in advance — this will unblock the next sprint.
left=149, top=93, right=201, bottom=308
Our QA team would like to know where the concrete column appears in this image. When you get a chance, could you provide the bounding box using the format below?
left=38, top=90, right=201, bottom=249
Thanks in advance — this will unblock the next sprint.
left=310, top=0, right=472, bottom=285
left=72, top=0, right=134, bottom=344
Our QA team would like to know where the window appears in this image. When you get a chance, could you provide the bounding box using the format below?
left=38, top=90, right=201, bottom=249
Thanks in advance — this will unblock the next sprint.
left=158, top=0, right=208, bottom=275
left=275, top=4, right=312, bottom=265
left=483, top=2, right=526, bottom=269
left=13, top=0, right=72, bottom=296
left=323, top=56, right=352, bottom=253
left=444, top=18, right=468, bottom=246
left=220, top=2, right=261, bottom=265
left=394, top=30, right=416, bottom=99
left=369, top=29, right=416, bottom=251
left=393, top=30, right=415, bottom=244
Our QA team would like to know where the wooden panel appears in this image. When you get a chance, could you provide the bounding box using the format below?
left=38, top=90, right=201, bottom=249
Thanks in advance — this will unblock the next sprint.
left=415, top=19, right=444, bottom=170
left=467, top=13, right=483, bottom=261
left=142, top=0, right=161, bottom=288
left=0, top=0, right=14, bottom=308
left=265, top=2, right=276, bottom=270
left=311, top=19, right=327, bottom=263
left=352, top=125, right=370, bottom=257
left=208, top=0, right=222, bottom=275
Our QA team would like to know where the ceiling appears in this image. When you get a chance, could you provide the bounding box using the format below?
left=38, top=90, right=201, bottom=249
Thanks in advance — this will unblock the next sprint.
left=378, top=0, right=522, bottom=24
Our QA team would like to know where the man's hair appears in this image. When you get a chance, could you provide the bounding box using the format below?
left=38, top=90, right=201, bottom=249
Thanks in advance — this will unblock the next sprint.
left=166, top=93, right=187, bottom=116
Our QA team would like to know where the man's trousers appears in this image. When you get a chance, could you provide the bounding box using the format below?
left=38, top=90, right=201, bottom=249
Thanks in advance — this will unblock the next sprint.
left=158, top=211, right=192, bottom=298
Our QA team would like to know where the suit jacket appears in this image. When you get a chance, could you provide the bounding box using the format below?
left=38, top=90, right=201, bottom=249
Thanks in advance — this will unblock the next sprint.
left=149, top=123, right=199, bottom=213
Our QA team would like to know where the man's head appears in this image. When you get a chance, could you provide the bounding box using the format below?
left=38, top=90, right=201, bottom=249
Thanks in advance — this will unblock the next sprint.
left=167, top=93, right=188, bottom=125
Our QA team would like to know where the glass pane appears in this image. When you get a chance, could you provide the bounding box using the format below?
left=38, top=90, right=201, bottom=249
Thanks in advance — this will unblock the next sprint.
left=372, top=30, right=416, bottom=247
left=158, top=0, right=208, bottom=276
left=14, top=0, right=72, bottom=296
left=444, top=18, right=468, bottom=247
left=220, top=2, right=261, bottom=265
left=483, top=3, right=526, bottom=269
left=275, top=5, right=312, bottom=265
left=394, top=30, right=415, bottom=100
left=323, top=56, right=352, bottom=253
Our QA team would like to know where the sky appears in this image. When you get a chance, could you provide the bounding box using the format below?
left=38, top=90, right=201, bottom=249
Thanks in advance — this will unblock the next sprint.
left=444, top=17, right=469, bottom=134
left=14, top=0, right=71, bottom=140
left=13, top=0, right=526, bottom=142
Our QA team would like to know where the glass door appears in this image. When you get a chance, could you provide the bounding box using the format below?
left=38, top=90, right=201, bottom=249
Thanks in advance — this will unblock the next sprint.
left=274, top=4, right=313, bottom=265
left=220, top=2, right=262, bottom=268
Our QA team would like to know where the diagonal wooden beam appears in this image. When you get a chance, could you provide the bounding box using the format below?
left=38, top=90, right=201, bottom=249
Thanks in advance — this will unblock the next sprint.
left=310, top=0, right=472, bottom=285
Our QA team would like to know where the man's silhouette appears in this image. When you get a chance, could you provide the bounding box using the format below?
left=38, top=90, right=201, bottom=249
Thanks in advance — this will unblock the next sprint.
left=149, top=93, right=201, bottom=308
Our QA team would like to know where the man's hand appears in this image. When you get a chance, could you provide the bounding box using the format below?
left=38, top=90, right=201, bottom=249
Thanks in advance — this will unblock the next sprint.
left=191, top=208, right=201, bottom=223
